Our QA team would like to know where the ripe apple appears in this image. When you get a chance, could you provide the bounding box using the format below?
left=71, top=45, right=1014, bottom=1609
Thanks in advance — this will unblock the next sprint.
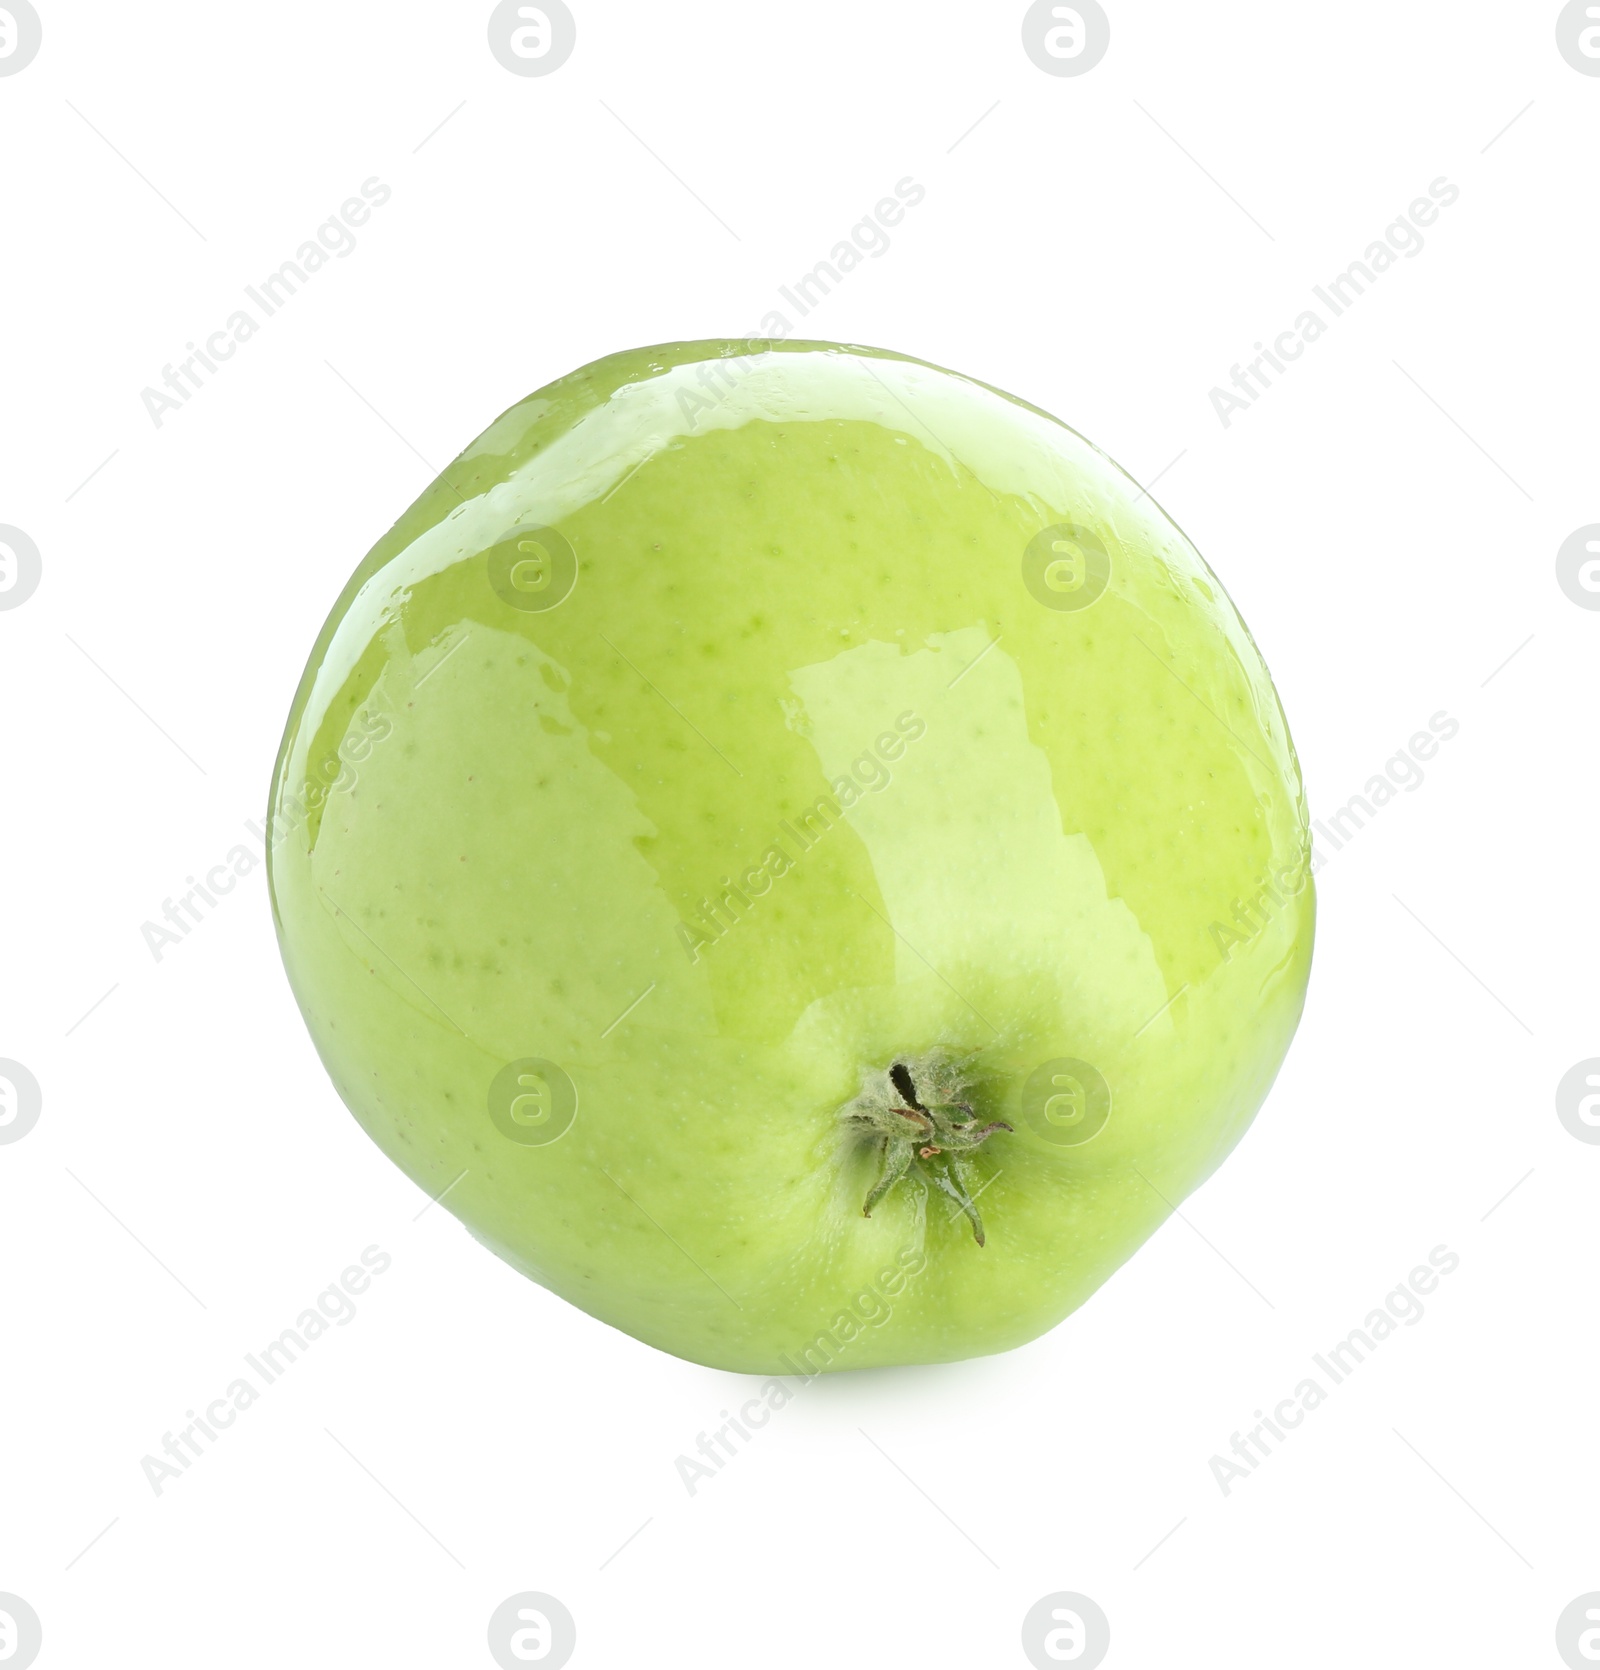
left=268, top=339, right=1314, bottom=1373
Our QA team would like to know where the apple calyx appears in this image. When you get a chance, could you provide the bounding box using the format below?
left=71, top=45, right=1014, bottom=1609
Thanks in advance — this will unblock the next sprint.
left=842, top=1054, right=1012, bottom=1247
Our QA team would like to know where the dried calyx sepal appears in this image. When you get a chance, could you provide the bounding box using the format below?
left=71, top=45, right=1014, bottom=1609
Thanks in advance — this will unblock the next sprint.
left=842, top=1052, right=1012, bottom=1246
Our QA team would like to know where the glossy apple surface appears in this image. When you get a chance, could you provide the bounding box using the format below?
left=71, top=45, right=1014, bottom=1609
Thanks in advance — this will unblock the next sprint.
left=268, top=340, right=1314, bottom=1373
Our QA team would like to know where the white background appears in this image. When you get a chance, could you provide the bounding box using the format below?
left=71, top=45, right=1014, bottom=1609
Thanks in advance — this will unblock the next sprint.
left=2, top=3, right=1597, bottom=1666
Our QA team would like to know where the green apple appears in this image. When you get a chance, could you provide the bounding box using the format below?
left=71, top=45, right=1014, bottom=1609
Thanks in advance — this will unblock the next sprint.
left=268, top=339, right=1313, bottom=1374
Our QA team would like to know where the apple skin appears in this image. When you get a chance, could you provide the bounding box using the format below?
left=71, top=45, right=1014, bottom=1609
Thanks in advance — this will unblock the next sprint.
left=268, top=340, right=1314, bottom=1374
